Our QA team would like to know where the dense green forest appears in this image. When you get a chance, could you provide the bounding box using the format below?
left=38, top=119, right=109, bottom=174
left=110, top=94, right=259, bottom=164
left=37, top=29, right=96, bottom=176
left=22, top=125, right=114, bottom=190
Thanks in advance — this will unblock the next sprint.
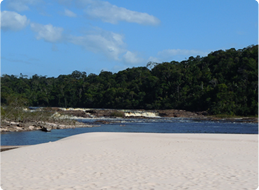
left=1, top=45, right=258, bottom=116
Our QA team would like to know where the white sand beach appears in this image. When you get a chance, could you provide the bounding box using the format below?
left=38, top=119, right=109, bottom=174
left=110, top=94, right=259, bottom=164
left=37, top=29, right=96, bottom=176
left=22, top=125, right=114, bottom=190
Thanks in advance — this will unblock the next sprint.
left=1, top=132, right=258, bottom=190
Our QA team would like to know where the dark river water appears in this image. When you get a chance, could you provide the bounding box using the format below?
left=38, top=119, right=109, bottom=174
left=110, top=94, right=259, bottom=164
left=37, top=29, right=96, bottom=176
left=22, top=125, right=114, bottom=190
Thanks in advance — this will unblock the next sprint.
left=1, top=118, right=258, bottom=146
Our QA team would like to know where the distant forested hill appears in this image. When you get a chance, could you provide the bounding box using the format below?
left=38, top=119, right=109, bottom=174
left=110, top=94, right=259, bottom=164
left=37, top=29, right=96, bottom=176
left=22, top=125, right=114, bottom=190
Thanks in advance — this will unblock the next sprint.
left=1, top=45, right=258, bottom=116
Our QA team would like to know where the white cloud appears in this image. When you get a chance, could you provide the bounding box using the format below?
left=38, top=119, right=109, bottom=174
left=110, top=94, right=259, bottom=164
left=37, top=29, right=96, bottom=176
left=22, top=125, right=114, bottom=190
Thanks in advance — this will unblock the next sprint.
left=69, top=29, right=125, bottom=60
left=64, top=9, right=77, bottom=17
left=6, top=0, right=42, bottom=12
left=56, top=0, right=160, bottom=25
left=69, top=31, right=145, bottom=63
left=85, top=1, right=160, bottom=25
left=28, top=22, right=134, bottom=61
left=123, top=51, right=143, bottom=64
left=1, top=11, right=29, bottom=31
left=30, top=23, right=64, bottom=43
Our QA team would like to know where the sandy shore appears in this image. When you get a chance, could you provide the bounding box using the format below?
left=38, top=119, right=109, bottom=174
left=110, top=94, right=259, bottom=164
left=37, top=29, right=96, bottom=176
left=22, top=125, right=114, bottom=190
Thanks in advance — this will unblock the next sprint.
left=1, top=132, right=258, bottom=190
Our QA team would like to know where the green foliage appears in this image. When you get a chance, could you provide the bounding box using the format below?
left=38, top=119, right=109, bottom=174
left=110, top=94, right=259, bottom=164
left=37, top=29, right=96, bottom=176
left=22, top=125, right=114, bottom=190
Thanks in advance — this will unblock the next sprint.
left=1, top=106, right=6, bottom=118
left=0, top=106, right=6, bottom=127
left=1, top=45, right=258, bottom=116
left=2, top=95, right=29, bottom=121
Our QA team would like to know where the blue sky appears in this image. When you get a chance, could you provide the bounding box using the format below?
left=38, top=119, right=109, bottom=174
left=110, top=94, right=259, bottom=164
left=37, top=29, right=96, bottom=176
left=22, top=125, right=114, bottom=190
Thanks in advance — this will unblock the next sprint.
left=1, top=0, right=258, bottom=77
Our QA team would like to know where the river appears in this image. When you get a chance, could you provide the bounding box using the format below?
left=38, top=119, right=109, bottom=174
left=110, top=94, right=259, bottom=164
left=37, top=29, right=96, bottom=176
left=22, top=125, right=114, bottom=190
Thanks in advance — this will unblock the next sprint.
left=1, top=118, right=258, bottom=146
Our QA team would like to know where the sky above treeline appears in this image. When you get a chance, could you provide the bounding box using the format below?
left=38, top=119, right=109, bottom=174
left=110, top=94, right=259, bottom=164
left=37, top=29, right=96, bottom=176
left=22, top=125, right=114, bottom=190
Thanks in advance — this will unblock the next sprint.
left=1, top=0, right=258, bottom=77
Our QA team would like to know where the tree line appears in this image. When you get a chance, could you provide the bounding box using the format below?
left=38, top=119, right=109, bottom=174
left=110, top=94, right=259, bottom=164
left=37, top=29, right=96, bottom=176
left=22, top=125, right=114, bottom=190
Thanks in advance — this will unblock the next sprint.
left=1, top=45, right=258, bottom=116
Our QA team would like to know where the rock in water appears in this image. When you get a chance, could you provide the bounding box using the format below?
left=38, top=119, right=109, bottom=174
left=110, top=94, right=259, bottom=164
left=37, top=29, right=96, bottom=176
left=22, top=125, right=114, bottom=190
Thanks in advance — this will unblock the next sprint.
left=41, top=126, right=51, bottom=132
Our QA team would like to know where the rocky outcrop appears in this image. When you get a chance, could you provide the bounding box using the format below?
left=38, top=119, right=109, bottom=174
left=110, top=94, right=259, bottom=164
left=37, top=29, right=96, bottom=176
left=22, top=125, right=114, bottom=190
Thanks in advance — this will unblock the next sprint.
left=0, top=120, right=95, bottom=133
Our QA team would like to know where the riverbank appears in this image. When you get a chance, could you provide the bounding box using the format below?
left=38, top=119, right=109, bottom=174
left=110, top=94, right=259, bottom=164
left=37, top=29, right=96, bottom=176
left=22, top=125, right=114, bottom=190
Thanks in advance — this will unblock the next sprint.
left=1, top=132, right=257, bottom=190
left=1, top=107, right=257, bottom=133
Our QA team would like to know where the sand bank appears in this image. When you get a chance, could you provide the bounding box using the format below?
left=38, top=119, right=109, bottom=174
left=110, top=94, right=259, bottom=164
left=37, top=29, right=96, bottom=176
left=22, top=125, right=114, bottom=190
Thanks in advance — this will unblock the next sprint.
left=1, top=132, right=258, bottom=190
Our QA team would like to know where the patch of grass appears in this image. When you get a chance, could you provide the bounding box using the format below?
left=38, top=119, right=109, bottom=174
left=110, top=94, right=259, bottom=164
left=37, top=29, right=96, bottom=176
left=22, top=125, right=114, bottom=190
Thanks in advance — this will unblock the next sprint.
left=212, top=114, right=238, bottom=118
